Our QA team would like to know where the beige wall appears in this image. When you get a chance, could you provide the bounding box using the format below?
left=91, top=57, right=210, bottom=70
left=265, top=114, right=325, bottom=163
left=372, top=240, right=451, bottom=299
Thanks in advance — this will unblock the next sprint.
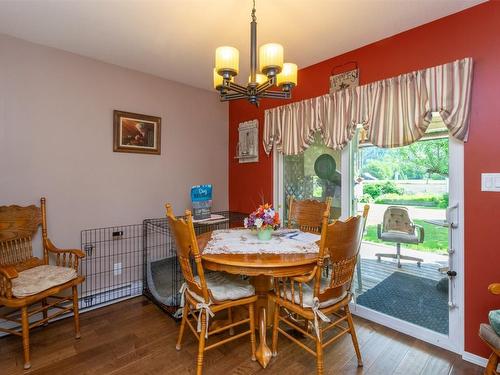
left=0, top=34, right=228, bottom=251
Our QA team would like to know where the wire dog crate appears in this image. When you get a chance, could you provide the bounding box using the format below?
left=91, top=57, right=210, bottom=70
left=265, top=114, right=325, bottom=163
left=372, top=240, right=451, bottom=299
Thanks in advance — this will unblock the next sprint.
left=143, top=211, right=246, bottom=318
left=80, top=211, right=246, bottom=317
left=80, top=224, right=144, bottom=310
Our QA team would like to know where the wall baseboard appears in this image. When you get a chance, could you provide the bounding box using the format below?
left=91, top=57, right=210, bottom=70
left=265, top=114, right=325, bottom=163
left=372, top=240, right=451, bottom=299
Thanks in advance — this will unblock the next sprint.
left=462, top=351, right=487, bottom=368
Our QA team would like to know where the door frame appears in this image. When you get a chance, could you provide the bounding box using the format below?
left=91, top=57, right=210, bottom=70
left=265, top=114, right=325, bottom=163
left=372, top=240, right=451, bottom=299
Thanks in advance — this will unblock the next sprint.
left=272, top=136, right=465, bottom=355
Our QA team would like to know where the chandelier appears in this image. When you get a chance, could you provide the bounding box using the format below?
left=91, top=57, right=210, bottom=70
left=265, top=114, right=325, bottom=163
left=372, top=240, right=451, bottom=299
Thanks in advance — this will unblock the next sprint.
left=213, top=0, right=297, bottom=106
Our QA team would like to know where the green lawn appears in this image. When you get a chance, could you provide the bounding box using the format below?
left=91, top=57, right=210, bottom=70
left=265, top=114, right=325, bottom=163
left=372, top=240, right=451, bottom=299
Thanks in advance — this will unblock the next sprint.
left=364, top=219, right=448, bottom=254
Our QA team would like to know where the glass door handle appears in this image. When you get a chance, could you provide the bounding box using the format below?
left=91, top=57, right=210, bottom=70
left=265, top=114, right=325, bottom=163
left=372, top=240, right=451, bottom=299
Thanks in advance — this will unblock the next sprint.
left=447, top=203, right=459, bottom=309
left=447, top=269, right=458, bottom=309
left=446, top=203, right=459, bottom=229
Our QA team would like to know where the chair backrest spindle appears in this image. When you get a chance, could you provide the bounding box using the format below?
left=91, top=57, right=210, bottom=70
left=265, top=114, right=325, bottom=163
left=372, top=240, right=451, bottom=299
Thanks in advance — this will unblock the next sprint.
left=287, top=196, right=332, bottom=233
left=314, top=205, right=369, bottom=303
left=165, top=204, right=210, bottom=303
left=0, top=202, right=44, bottom=269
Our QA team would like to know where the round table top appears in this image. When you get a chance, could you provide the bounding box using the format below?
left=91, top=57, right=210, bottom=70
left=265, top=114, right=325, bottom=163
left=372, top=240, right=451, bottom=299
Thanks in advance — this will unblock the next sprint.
left=197, top=231, right=319, bottom=277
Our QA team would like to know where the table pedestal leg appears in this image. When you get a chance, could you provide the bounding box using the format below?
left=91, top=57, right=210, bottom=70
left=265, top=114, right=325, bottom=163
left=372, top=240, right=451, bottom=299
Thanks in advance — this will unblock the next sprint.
left=255, top=306, right=272, bottom=368
left=252, top=275, right=273, bottom=368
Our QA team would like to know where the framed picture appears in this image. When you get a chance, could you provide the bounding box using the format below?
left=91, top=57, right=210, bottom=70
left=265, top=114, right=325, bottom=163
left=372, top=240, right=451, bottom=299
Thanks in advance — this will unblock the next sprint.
left=113, top=110, right=161, bottom=155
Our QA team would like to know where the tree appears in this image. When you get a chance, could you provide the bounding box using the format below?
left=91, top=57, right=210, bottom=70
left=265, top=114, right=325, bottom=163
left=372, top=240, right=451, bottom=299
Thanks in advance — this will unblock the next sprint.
left=362, top=159, right=394, bottom=180
left=393, top=138, right=449, bottom=180
left=361, top=138, right=449, bottom=181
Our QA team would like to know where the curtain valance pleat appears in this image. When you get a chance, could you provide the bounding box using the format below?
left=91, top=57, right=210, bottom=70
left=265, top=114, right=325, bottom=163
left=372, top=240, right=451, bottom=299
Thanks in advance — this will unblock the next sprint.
left=426, top=58, right=473, bottom=141
left=263, top=57, right=473, bottom=155
left=365, top=70, right=431, bottom=148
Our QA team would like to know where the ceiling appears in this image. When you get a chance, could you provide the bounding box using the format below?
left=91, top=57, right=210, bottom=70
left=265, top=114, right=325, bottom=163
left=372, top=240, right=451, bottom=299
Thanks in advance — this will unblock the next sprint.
left=0, top=0, right=485, bottom=91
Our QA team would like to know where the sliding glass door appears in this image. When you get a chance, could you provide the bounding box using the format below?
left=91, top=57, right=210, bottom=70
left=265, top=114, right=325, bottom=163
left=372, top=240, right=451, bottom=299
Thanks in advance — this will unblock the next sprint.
left=350, top=115, right=463, bottom=352
left=273, top=115, right=464, bottom=353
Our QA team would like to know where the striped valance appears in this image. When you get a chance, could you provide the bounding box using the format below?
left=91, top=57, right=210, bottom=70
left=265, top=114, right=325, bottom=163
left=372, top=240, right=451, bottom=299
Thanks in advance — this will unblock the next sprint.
left=263, top=58, right=473, bottom=154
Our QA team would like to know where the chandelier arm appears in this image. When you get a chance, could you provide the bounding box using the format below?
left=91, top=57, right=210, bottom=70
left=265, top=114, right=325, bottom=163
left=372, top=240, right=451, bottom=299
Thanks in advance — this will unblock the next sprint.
left=225, top=81, right=249, bottom=95
left=220, top=93, right=247, bottom=101
left=260, top=91, right=291, bottom=99
left=255, top=80, right=275, bottom=94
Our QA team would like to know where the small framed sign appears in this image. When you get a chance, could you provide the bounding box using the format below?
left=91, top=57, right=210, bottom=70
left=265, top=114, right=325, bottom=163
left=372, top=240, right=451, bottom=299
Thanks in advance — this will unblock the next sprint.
left=113, top=110, right=161, bottom=155
left=191, top=184, right=213, bottom=220
left=329, top=68, right=359, bottom=94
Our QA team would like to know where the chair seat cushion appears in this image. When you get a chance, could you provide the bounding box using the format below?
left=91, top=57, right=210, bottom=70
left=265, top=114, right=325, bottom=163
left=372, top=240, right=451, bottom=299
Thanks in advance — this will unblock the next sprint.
left=380, top=230, right=420, bottom=244
left=489, top=310, right=500, bottom=336
left=188, top=272, right=255, bottom=303
left=12, top=265, right=78, bottom=298
left=480, top=323, right=500, bottom=349
left=284, top=280, right=348, bottom=309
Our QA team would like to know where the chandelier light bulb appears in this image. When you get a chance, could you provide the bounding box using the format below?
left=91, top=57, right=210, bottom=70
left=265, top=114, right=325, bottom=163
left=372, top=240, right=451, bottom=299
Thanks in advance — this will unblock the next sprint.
left=259, top=43, right=284, bottom=76
left=248, top=73, right=267, bottom=85
left=215, top=46, right=239, bottom=77
left=277, top=63, right=298, bottom=87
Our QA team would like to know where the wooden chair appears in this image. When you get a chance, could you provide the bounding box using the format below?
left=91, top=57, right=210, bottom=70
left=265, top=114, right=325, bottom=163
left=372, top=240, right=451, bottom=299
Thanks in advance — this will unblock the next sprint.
left=481, top=283, right=500, bottom=375
left=271, top=205, right=369, bottom=375
left=0, top=198, right=85, bottom=369
left=287, top=196, right=333, bottom=233
left=166, top=204, right=257, bottom=375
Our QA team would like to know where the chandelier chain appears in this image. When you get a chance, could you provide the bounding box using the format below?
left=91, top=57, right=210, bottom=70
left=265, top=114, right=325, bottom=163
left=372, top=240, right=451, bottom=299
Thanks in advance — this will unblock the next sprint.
left=251, top=0, right=256, bottom=22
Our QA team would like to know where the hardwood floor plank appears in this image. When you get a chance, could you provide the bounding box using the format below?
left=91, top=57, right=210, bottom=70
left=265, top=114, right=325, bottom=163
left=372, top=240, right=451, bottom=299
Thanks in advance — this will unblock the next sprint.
left=362, top=330, right=415, bottom=375
left=0, top=297, right=484, bottom=375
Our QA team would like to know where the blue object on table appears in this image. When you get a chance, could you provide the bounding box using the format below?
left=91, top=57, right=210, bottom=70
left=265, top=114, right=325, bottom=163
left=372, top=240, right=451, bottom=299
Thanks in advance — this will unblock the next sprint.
left=191, top=184, right=212, bottom=220
left=489, top=310, right=500, bottom=336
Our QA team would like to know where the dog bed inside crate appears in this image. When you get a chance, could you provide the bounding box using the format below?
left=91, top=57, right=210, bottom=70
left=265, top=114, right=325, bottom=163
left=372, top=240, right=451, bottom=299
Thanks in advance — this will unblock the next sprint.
left=143, top=212, right=247, bottom=319
left=146, top=257, right=183, bottom=313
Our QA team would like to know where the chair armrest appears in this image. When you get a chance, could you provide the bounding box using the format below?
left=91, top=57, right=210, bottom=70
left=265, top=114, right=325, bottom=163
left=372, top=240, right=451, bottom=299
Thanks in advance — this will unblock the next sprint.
left=290, top=267, right=317, bottom=283
left=0, top=265, right=18, bottom=280
left=0, top=265, right=18, bottom=299
left=414, top=224, right=425, bottom=243
left=489, top=283, right=500, bottom=295
left=377, top=224, right=382, bottom=239
left=45, top=239, right=85, bottom=258
left=44, top=239, right=85, bottom=271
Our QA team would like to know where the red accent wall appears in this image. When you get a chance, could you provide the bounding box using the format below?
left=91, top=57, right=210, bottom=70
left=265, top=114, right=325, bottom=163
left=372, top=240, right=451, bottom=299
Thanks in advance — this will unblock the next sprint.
left=229, top=1, right=500, bottom=358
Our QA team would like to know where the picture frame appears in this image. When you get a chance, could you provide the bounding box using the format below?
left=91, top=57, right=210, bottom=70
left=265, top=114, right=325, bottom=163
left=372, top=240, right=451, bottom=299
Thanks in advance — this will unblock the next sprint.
left=113, top=110, right=161, bottom=155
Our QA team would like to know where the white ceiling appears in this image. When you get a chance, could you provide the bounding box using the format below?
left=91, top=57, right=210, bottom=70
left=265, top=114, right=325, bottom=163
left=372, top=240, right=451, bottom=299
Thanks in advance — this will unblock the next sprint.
left=0, top=0, right=485, bottom=91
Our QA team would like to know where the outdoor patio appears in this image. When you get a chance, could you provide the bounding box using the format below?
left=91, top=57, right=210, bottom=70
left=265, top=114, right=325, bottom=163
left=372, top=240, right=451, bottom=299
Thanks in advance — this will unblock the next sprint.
left=354, top=241, right=450, bottom=334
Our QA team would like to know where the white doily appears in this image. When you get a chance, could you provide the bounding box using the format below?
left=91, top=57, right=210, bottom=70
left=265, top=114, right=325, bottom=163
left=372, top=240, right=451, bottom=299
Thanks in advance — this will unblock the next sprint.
left=202, top=229, right=320, bottom=255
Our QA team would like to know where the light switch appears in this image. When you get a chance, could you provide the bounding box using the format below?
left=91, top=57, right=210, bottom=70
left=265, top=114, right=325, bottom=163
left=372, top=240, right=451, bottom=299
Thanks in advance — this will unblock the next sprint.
left=482, top=173, right=500, bottom=191
left=495, top=177, right=500, bottom=188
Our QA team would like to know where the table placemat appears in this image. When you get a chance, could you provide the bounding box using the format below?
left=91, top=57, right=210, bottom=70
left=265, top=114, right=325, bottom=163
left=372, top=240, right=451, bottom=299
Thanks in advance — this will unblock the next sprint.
left=202, top=229, right=320, bottom=255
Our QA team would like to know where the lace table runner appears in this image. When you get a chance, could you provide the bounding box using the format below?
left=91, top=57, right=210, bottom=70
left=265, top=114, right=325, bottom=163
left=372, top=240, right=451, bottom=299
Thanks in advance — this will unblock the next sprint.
left=202, top=229, right=320, bottom=255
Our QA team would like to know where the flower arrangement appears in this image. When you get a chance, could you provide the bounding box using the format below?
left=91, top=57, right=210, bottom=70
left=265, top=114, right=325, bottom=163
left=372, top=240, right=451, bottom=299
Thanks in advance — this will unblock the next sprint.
left=244, top=204, right=280, bottom=240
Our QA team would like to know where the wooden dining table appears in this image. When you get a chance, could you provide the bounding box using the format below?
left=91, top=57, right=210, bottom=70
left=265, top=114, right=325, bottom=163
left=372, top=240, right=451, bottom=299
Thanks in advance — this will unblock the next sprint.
left=197, top=231, right=319, bottom=368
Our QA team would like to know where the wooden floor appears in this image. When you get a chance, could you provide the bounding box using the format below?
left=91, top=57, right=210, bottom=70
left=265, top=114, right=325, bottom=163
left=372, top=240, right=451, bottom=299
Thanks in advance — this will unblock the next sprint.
left=0, top=297, right=483, bottom=375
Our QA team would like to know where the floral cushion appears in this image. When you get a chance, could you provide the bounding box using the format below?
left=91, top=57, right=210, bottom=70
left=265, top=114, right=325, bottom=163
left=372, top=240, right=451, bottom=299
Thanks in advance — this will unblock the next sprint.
left=188, top=272, right=255, bottom=303
left=284, top=281, right=348, bottom=308
left=12, top=265, right=77, bottom=298
left=489, top=310, right=500, bottom=336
